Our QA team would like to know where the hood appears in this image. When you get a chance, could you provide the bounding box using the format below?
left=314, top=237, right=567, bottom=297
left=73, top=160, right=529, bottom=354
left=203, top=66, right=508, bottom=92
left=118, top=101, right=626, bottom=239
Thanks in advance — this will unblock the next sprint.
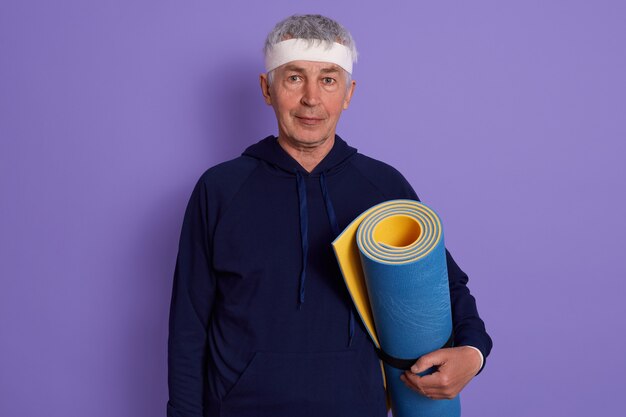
left=242, top=134, right=358, bottom=175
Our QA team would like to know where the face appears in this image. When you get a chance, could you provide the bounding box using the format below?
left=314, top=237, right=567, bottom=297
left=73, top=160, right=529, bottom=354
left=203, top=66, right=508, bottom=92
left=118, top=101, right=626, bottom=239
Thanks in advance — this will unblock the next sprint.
left=260, top=60, right=356, bottom=149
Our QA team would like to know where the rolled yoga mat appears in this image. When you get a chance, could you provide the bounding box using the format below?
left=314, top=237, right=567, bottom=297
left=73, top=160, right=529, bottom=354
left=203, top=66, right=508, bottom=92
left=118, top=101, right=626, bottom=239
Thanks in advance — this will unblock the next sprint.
left=332, top=199, right=460, bottom=417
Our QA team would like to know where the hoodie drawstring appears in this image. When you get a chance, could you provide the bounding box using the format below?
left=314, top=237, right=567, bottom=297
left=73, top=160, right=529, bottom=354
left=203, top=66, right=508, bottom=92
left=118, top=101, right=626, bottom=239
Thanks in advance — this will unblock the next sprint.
left=319, top=172, right=338, bottom=235
left=320, top=172, right=355, bottom=347
left=296, top=171, right=309, bottom=308
left=295, top=171, right=355, bottom=347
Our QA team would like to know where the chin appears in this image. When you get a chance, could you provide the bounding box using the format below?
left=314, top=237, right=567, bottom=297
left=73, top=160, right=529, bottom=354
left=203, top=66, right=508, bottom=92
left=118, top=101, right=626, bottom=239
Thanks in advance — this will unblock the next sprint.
left=293, top=129, right=332, bottom=146
left=295, top=135, right=330, bottom=147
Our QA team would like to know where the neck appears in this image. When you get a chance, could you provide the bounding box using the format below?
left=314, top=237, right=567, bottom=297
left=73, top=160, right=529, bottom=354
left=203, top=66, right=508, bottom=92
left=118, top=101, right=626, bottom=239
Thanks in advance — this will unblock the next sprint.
left=277, top=134, right=335, bottom=173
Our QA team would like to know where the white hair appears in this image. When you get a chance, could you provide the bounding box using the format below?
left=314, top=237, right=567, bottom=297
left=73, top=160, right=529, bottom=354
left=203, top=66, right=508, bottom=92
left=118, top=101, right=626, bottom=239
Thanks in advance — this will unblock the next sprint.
left=263, top=14, right=358, bottom=87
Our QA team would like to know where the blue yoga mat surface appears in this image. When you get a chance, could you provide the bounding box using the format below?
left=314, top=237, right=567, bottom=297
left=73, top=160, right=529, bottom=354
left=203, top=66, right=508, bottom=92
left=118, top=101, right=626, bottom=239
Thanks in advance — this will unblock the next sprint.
left=332, top=199, right=460, bottom=417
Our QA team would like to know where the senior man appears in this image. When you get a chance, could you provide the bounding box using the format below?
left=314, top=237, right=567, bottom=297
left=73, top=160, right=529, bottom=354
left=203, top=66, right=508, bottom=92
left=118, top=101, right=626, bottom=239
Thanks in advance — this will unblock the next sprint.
left=167, top=14, right=492, bottom=417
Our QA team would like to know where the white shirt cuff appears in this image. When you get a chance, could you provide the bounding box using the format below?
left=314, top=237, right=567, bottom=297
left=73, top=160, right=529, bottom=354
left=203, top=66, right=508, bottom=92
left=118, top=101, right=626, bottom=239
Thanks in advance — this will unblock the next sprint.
left=465, top=345, right=484, bottom=374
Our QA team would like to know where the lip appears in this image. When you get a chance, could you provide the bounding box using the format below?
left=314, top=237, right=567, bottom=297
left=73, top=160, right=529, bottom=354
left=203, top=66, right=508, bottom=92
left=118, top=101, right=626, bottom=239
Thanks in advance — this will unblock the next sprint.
left=295, top=116, right=324, bottom=125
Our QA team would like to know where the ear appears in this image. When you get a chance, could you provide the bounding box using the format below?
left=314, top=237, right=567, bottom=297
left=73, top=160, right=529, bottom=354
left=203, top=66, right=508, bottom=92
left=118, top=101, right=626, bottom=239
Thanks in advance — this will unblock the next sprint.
left=259, top=73, right=272, bottom=106
left=342, top=79, right=356, bottom=110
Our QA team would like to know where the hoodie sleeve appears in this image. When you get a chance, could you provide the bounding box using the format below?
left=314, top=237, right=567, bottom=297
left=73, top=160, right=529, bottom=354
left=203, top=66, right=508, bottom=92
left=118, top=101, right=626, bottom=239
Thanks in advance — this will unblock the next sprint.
left=167, top=175, right=215, bottom=417
left=443, top=248, right=493, bottom=374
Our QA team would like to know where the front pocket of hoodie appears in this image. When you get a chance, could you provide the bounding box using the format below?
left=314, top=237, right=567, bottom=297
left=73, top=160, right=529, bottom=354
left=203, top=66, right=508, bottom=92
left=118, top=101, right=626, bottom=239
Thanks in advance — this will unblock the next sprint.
left=219, top=349, right=385, bottom=417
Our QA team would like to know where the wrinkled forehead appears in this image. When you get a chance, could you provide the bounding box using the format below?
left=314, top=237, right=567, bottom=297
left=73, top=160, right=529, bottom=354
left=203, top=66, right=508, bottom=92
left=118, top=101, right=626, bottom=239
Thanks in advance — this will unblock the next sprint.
left=265, top=39, right=353, bottom=74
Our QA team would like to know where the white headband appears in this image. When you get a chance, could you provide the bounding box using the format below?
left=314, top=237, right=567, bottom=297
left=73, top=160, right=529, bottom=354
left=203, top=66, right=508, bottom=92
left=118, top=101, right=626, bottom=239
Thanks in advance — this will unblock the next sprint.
left=264, top=38, right=354, bottom=74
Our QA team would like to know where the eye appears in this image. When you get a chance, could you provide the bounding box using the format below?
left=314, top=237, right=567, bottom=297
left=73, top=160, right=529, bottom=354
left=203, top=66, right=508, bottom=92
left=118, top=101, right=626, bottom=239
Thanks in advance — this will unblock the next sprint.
left=322, top=77, right=336, bottom=85
left=288, top=75, right=301, bottom=82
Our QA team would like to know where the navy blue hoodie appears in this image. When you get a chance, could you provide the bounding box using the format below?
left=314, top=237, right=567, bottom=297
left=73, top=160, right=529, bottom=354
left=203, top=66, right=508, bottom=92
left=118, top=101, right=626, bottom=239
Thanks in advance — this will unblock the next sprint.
left=167, top=135, right=492, bottom=417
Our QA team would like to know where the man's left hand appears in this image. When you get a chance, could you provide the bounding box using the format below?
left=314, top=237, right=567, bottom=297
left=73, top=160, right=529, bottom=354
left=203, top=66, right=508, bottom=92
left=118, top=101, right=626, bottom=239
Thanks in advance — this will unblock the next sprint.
left=399, top=346, right=482, bottom=400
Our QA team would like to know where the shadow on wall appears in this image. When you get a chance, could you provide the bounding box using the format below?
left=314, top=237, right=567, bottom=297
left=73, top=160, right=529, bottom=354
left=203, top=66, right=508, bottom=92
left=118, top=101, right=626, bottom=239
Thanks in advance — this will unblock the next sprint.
left=200, top=57, right=276, bottom=163
left=119, top=58, right=277, bottom=417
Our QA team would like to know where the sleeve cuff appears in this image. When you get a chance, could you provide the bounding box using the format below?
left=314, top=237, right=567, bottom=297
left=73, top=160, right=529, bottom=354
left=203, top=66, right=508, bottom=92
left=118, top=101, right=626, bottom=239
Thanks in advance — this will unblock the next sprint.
left=464, top=345, right=484, bottom=375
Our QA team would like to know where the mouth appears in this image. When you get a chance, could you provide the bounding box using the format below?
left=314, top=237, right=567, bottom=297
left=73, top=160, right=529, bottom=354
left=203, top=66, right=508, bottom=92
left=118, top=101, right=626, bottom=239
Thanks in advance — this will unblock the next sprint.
left=295, top=116, right=325, bottom=126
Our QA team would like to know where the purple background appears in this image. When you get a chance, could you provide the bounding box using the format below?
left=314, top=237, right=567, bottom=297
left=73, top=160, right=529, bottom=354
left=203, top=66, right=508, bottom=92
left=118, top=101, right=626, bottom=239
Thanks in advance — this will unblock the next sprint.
left=1, top=1, right=625, bottom=416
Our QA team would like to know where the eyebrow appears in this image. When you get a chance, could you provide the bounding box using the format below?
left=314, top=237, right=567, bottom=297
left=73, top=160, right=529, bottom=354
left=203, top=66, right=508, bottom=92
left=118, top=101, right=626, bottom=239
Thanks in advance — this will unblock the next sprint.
left=320, top=66, right=341, bottom=74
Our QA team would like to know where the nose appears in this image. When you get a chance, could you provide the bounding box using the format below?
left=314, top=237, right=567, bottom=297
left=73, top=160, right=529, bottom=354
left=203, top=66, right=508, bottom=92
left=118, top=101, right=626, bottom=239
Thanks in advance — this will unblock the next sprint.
left=300, top=80, right=320, bottom=107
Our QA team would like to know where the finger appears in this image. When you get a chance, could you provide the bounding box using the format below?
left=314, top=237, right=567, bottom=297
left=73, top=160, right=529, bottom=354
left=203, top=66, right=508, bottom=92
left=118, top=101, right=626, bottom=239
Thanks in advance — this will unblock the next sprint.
left=400, top=373, right=428, bottom=396
left=402, top=370, right=447, bottom=393
left=410, top=349, right=449, bottom=374
left=415, top=372, right=449, bottom=391
left=402, top=372, right=451, bottom=400
left=415, top=369, right=462, bottom=400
